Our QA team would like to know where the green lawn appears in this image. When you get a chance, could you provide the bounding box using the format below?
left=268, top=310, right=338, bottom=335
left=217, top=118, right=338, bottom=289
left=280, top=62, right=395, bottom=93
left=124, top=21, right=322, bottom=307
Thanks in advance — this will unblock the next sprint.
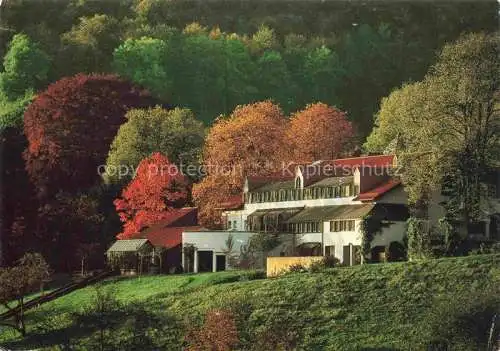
left=1, top=255, right=499, bottom=350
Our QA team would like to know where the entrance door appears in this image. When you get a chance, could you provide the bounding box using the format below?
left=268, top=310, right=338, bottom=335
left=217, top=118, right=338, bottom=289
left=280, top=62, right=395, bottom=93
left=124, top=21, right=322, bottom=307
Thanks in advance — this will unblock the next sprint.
left=198, top=251, right=214, bottom=272
left=216, top=255, right=226, bottom=271
left=343, top=245, right=351, bottom=265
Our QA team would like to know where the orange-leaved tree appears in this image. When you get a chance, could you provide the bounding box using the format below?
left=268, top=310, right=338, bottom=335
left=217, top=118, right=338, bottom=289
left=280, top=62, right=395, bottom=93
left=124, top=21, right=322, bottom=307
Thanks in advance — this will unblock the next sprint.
left=114, top=152, right=190, bottom=239
left=193, top=100, right=288, bottom=228
left=287, top=102, right=354, bottom=162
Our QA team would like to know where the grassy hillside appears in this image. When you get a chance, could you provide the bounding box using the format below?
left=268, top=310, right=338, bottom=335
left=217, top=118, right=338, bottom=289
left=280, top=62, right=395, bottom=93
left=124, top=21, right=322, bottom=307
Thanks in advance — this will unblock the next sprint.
left=1, top=255, right=499, bottom=350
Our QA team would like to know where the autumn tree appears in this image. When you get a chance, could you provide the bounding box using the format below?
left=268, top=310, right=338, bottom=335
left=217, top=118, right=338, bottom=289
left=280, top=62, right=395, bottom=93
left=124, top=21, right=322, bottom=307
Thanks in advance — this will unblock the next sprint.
left=193, top=101, right=288, bottom=227
left=287, top=103, right=354, bottom=161
left=104, top=107, right=205, bottom=185
left=0, top=253, right=51, bottom=336
left=23, top=73, right=154, bottom=198
left=114, top=152, right=190, bottom=239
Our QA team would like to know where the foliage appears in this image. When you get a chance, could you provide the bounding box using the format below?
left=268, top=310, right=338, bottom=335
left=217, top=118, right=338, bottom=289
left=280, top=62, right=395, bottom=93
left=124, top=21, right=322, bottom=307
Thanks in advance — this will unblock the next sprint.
left=114, top=153, right=190, bottom=239
left=421, top=290, right=500, bottom=351
left=369, top=33, right=499, bottom=224
left=0, top=253, right=50, bottom=336
left=287, top=102, right=354, bottom=161
left=185, top=309, right=239, bottom=351
left=359, top=214, right=385, bottom=263
left=406, top=217, right=432, bottom=260
left=23, top=73, right=154, bottom=198
left=386, top=241, right=407, bottom=262
left=308, top=256, right=340, bottom=273
left=58, top=14, right=122, bottom=75
left=193, top=101, right=288, bottom=228
left=0, top=34, right=51, bottom=101
left=221, top=234, right=239, bottom=268
left=104, top=106, right=205, bottom=184
left=287, top=263, right=307, bottom=274
left=0, top=92, right=34, bottom=129
left=112, top=37, right=170, bottom=98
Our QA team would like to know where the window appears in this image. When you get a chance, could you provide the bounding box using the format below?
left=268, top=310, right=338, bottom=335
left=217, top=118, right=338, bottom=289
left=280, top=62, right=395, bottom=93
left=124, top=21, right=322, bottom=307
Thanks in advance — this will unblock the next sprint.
left=330, top=220, right=356, bottom=232
left=244, top=220, right=248, bottom=230
left=227, top=221, right=232, bottom=229
left=233, top=221, right=237, bottom=230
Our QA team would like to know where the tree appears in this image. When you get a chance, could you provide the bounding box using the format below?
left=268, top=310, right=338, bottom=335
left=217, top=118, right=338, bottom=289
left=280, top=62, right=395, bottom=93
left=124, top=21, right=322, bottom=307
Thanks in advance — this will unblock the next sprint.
left=287, top=103, right=354, bottom=161
left=104, top=107, right=205, bottom=185
left=254, top=50, right=294, bottom=112
left=193, top=101, right=288, bottom=228
left=57, top=14, right=121, bottom=75
left=0, top=34, right=48, bottom=128
left=0, top=33, right=50, bottom=100
left=364, top=82, right=427, bottom=154
left=303, top=45, right=342, bottom=106
left=248, top=24, right=279, bottom=55
left=368, top=33, right=499, bottom=236
left=337, top=24, right=405, bottom=138
left=112, top=37, right=171, bottom=99
left=114, top=152, right=190, bottom=239
left=23, top=73, right=154, bottom=198
left=0, top=253, right=50, bottom=336
left=0, top=127, right=38, bottom=265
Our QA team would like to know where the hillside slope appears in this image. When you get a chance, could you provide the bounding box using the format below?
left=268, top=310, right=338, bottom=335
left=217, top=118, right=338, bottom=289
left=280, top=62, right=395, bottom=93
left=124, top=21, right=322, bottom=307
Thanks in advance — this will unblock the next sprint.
left=1, top=254, right=499, bottom=350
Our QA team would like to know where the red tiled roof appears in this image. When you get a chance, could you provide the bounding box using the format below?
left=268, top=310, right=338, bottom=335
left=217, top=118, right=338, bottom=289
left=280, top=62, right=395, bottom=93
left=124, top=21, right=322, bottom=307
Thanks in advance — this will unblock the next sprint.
left=128, top=207, right=199, bottom=248
left=144, top=226, right=202, bottom=248
left=355, top=179, right=401, bottom=201
left=216, top=194, right=244, bottom=210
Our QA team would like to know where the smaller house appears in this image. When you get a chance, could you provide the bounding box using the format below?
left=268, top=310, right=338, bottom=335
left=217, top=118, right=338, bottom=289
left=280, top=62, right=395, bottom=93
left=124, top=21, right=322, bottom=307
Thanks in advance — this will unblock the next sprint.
left=107, top=207, right=200, bottom=274
left=106, top=239, right=154, bottom=275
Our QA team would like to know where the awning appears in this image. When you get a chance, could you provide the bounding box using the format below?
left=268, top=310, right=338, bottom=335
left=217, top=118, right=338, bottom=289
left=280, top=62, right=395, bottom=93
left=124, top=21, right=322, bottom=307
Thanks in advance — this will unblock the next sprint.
left=247, top=207, right=304, bottom=231
left=286, top=204, right=374, bottom=223
left=247, top=207, right=304, bottom=220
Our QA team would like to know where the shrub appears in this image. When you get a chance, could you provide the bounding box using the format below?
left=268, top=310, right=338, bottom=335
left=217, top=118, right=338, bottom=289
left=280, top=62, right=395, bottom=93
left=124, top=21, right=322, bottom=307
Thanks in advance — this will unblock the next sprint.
left=308, top=256, right=340, bottom=273
left=287, top=263, right=307, bottom=273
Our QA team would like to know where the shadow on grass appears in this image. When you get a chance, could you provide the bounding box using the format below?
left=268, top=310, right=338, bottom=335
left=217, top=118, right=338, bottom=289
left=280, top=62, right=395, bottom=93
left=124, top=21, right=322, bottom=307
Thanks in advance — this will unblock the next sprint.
left=3, top=300, right=182, bottom=350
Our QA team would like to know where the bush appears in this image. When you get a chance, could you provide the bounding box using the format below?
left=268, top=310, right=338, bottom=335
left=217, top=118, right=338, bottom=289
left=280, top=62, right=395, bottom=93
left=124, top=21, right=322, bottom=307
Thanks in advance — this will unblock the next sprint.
left=308, top=256, right=340, bottom=273
left=287, top=263, right=307, bottom=273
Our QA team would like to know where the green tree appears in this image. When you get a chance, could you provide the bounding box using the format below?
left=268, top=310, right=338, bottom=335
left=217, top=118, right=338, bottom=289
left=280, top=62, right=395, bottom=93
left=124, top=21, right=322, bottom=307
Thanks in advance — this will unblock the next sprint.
left=338, top=24, right=404, bottom=138
left=303, top=45, right=342, bottom=106
left=369, top=33, right=499, bottom=236
left=104, top=107, right=205, bottom=184
left=254, top=50, right=294, bottom=112
left=112, top=37, right=170, bottom=99
left=0, top=33, right=50, bottom=100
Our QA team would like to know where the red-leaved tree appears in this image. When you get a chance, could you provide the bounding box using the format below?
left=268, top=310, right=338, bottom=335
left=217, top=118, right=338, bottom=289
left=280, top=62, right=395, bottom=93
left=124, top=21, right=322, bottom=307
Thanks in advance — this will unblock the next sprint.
left=114, top=153, right=190, bottom=239
left=23, top=73, right=155, bottom=198
left=287, top=102, right=354, bottom=161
